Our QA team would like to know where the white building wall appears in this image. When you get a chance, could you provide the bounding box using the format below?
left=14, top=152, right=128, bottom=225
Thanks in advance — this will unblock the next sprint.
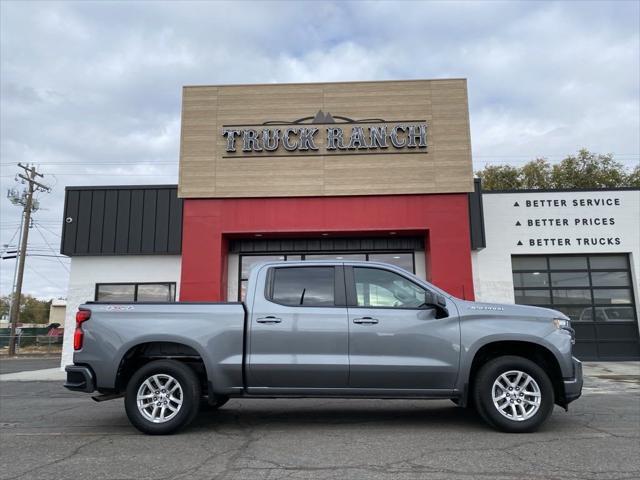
left=60, top=255, right=181, bottom=368
left=472, top=190, right=640, bottom=325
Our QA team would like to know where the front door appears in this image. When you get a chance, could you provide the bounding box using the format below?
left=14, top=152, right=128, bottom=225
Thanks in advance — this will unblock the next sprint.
left=346, top=266, right=460, bottom=390
left=247, top=265, right=349, bottom=390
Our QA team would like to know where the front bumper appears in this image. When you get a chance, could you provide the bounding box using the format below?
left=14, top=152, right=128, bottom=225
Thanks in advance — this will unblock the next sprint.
left=563, top=356, right=583, bottom=404
left=64, top=365, right=96, bottom=393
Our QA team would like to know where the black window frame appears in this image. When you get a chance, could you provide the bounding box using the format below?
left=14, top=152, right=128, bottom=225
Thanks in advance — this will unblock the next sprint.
left=265, top=265, right=346, bottom=308
left=511, top=254, right=637, bottom=323
left=95, top=282, right=177, bottom=302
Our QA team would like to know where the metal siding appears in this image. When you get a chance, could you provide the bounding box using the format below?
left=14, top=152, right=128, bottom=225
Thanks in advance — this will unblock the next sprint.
left=101, top=190, right=118, bottom=254
left=346, top=238, right=360, bottom=250
left=60, top=186, right=182, bottom=256
left=228, top=236, right=425, bottom=253
left=141, top=189, right=157, bottom=253
left=88, top=190, right=105, bottom=254
left=114, top=190, right=131, bottom=254
left=333, top=238, right=347, bottom=251
left=167, top=193, right=182, bottom=253
left=75, top=190, right=93, bottom=254
left=62, top=190, right=80, bottom=255
left=127, top=190, right=144, bottom=254
left=154, top=189, right=171, bottom=253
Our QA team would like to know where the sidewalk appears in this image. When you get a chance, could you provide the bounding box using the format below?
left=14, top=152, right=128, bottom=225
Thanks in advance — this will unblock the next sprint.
left=583, top=361, right=640, bottom=376
left=0, top=367, right=65, bottom=381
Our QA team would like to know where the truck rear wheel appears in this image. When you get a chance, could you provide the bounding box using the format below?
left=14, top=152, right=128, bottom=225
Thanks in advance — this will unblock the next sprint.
left=473, top=356, right=554, bottom=433
left=124, top=359, right=201, bottom=435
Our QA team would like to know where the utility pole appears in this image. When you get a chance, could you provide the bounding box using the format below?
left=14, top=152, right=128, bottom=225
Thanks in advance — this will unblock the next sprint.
left=7, top=164, right=50, bottom=355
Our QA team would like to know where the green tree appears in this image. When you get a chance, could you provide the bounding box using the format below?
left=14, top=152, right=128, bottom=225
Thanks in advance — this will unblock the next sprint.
left=476, top=149, right=638, bottom=190
left=475, top=164, right=522, bottom=190
left=521, top=158, right=551, bottom=189
left=550, top=149, right=627, bottom=189
left=625, top=164, right=640, bottom=187
left=0, top=294, right=51, bottom=324
left=0, top=296, right=9, bottom=318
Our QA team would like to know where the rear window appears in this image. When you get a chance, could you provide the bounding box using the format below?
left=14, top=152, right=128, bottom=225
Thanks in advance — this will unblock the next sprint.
left=271, top=267, right=335, bottom=307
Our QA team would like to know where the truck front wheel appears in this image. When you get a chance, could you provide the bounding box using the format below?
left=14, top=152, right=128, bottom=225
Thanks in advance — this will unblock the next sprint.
left=124, top=359, right=201, bottom=435
left=473, top=356, right=554, bottom=433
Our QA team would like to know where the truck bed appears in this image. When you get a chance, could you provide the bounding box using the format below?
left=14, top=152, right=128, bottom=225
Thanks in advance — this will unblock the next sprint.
left=74, top=302, right=246, bottom=394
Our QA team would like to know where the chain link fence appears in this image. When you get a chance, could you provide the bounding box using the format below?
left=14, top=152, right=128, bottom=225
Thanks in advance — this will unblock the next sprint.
left=0, top=335, right=63, bottom=355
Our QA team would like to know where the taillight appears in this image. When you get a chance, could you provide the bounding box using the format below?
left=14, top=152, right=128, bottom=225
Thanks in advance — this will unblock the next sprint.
left=74, top=309, right=91, bottom=351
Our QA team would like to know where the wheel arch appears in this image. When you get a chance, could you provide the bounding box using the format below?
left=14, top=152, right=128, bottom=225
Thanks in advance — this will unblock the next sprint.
left=114, top=340, right=209, bottom=394
left=461, top=339, right=567, bottom=408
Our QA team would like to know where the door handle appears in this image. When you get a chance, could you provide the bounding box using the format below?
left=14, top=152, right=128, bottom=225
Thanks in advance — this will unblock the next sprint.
left=353, top=317, right=379, bottom=325
left=256, top=316, right=282, bottom=324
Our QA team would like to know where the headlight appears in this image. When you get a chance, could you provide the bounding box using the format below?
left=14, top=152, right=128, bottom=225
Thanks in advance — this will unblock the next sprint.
left=553, top=318, right=571, bottom=329
left=553, top=318, right=575, bottom=343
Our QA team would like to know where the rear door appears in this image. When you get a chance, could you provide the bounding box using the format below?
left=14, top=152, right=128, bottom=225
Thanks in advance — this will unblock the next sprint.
left=247, top=265, right=349, bottom=390
left=345, top=266, right=460, bottom=390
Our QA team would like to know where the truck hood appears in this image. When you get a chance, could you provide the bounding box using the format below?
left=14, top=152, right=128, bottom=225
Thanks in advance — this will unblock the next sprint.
left=453, top=300, right=568, bottom=321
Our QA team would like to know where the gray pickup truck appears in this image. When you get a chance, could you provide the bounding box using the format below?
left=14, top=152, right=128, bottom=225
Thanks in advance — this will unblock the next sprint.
left=65, top=261, right=582, bottom=435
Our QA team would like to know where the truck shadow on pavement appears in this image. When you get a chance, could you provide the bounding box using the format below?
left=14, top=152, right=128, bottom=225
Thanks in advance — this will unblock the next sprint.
left=189, top=400, right=487, bottom=432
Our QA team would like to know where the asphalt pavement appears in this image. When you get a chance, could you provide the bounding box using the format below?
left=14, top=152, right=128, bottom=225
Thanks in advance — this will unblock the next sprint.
left=0, top=357, right=60, bottom=375
left=0, top=363, right=638, bottom=480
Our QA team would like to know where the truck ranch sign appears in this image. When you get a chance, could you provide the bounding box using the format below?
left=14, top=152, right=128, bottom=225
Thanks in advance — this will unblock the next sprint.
left=222, top=112, right=427, bottom=154
left=179, top=80, right=473, bottom=198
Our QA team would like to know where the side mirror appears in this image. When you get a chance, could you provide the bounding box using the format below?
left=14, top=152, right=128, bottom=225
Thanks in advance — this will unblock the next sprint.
left=423, top=291, right=449, bottom=317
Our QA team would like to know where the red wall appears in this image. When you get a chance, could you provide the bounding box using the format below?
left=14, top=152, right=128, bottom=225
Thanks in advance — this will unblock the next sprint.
left=180, top=194, right=475, bottom=301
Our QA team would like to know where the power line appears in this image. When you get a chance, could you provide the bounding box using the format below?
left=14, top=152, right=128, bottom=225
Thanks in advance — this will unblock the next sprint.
left=34, top=224, right=69, bottom=273
left=26, top=262, right=63, bottom=286
left=0, top=161, right=179, bottom=166
left=1, top=173, right=177, bottom=178
left=33, top=222, right=62, bottom=238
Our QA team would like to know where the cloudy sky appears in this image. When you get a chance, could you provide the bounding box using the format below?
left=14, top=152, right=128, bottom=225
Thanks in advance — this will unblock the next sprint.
left=1, top=0, right=638, bottom=300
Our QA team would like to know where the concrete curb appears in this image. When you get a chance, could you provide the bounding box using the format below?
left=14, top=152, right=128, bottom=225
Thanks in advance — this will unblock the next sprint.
left=0, top=368, right=66, bottom=382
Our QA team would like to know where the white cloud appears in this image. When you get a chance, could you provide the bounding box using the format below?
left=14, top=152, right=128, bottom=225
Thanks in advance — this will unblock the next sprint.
left=1, top=0, right=638, bottom=298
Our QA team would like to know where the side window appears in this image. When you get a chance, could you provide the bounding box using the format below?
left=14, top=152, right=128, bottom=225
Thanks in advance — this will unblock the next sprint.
left=137, top=284, right=175, bottom=302
left=354, top=267, right=426, bottom=308
left=96, top=284, right=135, bottom=302
left=271, top=267, right=335, bottom=307
left=95, top=283, right=176, bottom=302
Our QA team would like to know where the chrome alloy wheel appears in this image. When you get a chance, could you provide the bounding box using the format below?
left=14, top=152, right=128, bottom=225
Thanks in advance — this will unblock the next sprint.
left=136, top=374, right=183, bottom=423
left=492, top=370, right=541, bottom=421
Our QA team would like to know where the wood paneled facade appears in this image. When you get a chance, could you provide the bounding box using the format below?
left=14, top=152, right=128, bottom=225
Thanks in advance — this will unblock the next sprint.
left=178, top=79, right=473, bottom=198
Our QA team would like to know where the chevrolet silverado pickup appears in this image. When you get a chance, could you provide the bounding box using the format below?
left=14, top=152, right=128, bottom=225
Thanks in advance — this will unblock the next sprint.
left=65, top=261, right=583, bottom=435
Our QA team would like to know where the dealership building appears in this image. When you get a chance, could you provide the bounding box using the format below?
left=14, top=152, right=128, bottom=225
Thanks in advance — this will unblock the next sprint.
left=59, top=79, right=640, bottom=366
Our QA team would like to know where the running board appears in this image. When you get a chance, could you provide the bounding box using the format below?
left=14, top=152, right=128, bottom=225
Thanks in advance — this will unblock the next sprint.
left=91, top=393, right=123, bottom=402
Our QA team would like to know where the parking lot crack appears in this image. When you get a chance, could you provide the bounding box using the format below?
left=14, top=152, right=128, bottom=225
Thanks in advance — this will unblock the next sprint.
left=2, top=435, right=106, bottom=480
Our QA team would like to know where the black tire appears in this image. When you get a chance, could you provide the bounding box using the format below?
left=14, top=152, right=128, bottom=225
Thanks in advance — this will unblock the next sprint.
left=201, top=396, right=229, bottom=411
left=473, top=356, right=554, bottom=433
left=125, top=360, right=201, bottom=435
